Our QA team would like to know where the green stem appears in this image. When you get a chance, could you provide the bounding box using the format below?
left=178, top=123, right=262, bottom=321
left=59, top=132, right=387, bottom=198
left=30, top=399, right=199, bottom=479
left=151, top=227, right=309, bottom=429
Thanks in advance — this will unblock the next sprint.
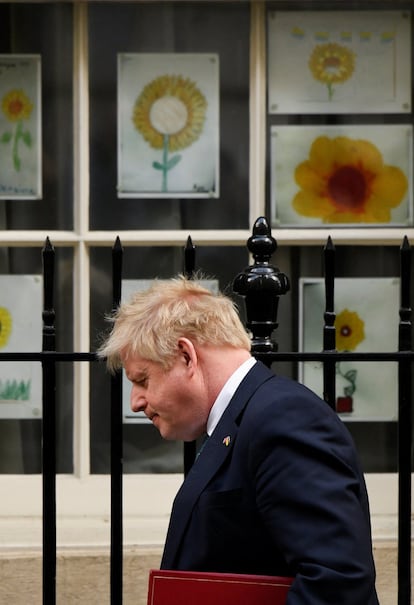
left=13, top=120, right=23, bottom=171
left=162, top=134, right=169, bottom=192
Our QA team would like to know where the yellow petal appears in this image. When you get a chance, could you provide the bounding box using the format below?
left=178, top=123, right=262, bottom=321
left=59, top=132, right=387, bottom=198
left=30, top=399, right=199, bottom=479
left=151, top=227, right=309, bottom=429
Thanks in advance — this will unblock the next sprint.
left=292, top=191, right=333, bottom=218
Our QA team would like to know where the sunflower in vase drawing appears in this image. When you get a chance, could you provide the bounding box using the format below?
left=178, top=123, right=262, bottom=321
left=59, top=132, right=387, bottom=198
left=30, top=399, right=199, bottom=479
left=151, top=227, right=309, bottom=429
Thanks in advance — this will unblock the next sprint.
left=293, top=136, right=408, bottom=224
left=1, top=89, right=34, bottom=171
left=132, top=74, right=207, bottom=193
left=308, top=42, right=355, bottom=100
left=335, top=309, right=365, bottom=413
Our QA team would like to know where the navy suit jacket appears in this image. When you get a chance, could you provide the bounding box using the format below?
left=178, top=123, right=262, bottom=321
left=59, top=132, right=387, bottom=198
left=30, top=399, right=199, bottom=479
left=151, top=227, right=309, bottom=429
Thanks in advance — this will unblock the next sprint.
left=161, top=361, right=379, bottom=604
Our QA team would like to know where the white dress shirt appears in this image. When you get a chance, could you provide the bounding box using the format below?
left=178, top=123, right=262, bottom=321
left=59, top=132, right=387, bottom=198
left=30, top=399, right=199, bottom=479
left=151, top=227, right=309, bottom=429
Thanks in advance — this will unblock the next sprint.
left=206, top=356, right=257, bottom=436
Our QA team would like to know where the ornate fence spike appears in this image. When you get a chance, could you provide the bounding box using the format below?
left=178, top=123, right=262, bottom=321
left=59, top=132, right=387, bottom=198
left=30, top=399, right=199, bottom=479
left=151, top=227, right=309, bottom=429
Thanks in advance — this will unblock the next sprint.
left=184, top=235, right=196, bottom=278
left=233, top=216, right=290, bottom=357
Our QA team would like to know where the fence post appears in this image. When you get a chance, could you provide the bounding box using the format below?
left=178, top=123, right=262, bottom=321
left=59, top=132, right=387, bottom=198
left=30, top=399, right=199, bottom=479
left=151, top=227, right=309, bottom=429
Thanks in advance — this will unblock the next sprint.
left=111, top=236, right=123, bottom=605
left=398, top=236, right=412, bottom=605
left=323, top=237, right=336, bottom=410
left=233, top=216, right=290, bottom=365
left=183, top=235, right=197, bottom=475
left=42, top=237, right=56, bottom=605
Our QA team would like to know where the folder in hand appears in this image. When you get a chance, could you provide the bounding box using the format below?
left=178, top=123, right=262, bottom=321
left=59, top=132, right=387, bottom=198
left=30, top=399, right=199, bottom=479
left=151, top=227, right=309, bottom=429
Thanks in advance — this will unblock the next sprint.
left=147, top=568, right=293, bottom=604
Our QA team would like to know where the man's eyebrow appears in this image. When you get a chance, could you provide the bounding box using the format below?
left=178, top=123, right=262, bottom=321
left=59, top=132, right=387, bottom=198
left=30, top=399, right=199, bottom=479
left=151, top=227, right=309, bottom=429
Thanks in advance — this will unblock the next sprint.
left=127, top=368, right=148, bottom=382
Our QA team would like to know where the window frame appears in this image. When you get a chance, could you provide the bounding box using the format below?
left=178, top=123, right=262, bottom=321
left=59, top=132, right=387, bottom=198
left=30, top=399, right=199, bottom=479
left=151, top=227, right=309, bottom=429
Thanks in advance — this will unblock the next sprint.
left=0, top=0, right=408, bottom=549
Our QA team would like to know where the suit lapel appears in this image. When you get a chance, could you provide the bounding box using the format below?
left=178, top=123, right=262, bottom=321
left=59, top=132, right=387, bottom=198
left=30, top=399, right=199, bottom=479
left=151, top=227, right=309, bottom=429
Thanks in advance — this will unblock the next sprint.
left=161, top=361, right=274, bottom=568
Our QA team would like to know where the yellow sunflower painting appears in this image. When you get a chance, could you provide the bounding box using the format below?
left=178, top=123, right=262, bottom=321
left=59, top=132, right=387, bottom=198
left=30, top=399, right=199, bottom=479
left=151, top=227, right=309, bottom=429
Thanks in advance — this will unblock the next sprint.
left=334, top=308, right=365, bottom=413
left=132, top=74, right=207, bottom=193
left=308, top=42, right=355, bottom=100
left=293, top=135, right=408, bottom=224
left=0, top=306, right=12, bottom=349
left=335, top=309, right=365, bottom=352
left=1, top=88, right=34, bottom=172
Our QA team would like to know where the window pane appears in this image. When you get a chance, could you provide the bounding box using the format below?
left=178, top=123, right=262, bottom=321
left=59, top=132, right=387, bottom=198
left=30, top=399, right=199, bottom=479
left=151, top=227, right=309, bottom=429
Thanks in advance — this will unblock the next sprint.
left=275, top=244, right=404, bottom=473
left=89, top=244, right=249, bottom=473
left=0, top=3, right=73, bottom=230
left=0, top=246, right=74, bottom=473
left=89, top=2, right=250, bottom=231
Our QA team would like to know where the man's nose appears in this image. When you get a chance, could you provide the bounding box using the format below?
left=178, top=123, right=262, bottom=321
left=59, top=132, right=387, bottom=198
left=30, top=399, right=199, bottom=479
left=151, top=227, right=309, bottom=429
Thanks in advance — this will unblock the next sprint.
left=130, top=385, right=147, bottom=413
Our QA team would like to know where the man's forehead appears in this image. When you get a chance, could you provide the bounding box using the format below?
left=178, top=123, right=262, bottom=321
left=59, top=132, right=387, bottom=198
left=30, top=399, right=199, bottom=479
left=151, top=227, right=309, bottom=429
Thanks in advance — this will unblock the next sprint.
left=121, top=348, right=147, bottom=368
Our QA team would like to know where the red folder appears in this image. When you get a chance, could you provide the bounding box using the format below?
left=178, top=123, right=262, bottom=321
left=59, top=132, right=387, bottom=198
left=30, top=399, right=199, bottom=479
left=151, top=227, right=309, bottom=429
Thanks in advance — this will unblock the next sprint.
left=147, top=569, right=293, bottom=605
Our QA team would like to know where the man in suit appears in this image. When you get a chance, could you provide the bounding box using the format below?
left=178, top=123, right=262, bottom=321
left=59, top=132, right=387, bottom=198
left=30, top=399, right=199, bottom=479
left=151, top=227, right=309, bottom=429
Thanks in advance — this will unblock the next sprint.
left=99, top=276, right=379, bottom=604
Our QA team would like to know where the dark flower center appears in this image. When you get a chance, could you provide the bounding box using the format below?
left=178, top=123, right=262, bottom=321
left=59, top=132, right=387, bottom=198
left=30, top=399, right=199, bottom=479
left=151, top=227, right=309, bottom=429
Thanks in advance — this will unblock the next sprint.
left=9, top=99, right=23, bottom=116
left=328, top=165, right=367, bottom=211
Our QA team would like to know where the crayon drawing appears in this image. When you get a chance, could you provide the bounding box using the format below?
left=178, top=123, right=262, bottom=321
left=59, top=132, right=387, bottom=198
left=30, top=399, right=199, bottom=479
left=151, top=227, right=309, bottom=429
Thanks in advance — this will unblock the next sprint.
left=0, top=55, right=42, bottom=199
left=118, top=53, right=219, bottom=198
left=299, top=277, right=399, bottom=421
left=0, top=275, right=42, bottom=419
left=268, top=11, right=411, bottom=114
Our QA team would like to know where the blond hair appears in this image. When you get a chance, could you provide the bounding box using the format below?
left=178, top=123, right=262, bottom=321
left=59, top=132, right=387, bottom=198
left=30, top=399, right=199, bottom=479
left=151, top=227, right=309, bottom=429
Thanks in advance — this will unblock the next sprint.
left=98, top=276, right=251, bottom=372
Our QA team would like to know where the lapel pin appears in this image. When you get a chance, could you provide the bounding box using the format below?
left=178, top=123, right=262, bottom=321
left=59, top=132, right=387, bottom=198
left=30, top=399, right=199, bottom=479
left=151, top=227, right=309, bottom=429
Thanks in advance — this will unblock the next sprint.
left=222, top=436, right=231, bottom=447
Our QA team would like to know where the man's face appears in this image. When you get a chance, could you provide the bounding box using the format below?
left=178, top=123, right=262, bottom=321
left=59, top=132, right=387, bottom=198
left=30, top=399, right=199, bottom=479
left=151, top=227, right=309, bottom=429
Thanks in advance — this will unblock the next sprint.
left=122, top=341, right=208, bottom=441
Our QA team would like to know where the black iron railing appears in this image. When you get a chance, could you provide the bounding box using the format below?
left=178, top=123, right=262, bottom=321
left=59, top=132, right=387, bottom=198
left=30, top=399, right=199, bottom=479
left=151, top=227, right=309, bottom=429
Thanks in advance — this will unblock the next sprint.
left=0, top=216, right=411, bottom=605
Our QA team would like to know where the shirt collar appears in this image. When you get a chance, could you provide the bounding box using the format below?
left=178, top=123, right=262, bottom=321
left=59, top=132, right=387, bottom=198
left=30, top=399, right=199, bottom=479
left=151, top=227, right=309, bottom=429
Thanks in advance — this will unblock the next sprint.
left=207, top=356, right=256, bottom=436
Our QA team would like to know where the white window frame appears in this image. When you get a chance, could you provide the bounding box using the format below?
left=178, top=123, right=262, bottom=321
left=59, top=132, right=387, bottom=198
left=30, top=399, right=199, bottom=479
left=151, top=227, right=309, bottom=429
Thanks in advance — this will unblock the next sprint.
left=0, top=1, right=411, bottom=551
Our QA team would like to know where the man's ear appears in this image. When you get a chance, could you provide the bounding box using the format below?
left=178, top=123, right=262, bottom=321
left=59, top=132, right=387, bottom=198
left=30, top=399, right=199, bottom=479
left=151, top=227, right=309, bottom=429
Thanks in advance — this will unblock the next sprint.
left=177, top=337, right=198, bottom=372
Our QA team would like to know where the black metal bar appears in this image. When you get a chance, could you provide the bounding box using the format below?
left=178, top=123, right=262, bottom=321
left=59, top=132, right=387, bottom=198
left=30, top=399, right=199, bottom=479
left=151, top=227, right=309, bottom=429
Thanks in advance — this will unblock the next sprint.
left=323, top=237, right=336, bottom=410
left=2, top=350, right=414, bottom=363
left=183, top=235, right=197, bottom=476
left=398, top=236, right=412, bottom=605
left=111, top=237, right=123, bottom=605
left=184, top=235, right=196, bottom=278
left=42, top=237, right=56, bottom=605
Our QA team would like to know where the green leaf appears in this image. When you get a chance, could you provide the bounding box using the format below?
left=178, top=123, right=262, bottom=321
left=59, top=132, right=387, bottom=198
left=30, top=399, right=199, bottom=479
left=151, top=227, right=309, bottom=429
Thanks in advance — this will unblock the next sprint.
left=152, top=161, right=164, bottom=170
left=344, top=369, right=357, bottom=382
left=1, top=132, right=12, bottom=143
left=166, top=154, right=182, bottom=170
left=22, top=131, right=32, bottom=147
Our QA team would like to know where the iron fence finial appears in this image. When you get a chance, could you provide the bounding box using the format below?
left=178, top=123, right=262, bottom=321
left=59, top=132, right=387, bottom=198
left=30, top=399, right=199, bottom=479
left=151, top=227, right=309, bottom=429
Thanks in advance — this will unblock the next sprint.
left=233, top=217, right=290, bottom=355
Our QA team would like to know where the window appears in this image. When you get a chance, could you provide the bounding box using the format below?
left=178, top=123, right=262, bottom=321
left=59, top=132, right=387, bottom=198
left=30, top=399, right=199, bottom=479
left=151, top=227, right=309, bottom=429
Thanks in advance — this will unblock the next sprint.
left=0, top=1, right=408, bottom=549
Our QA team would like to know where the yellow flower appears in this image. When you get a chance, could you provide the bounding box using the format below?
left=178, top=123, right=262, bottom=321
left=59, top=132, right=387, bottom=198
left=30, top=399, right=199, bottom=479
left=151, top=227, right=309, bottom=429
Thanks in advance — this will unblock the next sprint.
left=309, top=42, right=355, bottom=85
left=293, top=136, right=408, bottom=223
left=335, top=309, right=365, bottom=351
left=0, top=307, right=12, bottom=348
left=2, top=89, right=33, bottom=122
left=132, top=74, right=207, bottom=152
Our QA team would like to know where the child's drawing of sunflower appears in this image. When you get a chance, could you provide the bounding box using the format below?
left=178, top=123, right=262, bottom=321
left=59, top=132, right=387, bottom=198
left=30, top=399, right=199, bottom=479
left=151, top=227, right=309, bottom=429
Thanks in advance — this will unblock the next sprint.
left=132, top=74, right=207, bottom=192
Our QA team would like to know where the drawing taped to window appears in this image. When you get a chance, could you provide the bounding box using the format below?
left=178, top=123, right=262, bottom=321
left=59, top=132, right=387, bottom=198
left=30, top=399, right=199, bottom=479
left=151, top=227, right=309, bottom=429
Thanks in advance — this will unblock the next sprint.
left=0, top=275, right=42, bottom=419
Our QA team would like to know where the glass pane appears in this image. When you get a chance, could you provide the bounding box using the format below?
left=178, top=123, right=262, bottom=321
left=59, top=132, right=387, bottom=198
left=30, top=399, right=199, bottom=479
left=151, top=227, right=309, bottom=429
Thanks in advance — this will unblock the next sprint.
left=277, top=244, right=405, bottom=473
left=0, top=3, right=73, bottom=230
left=89, top=244, right=249, bottom=473
left=89, top=2, right=250, bottom=230
left=265, top=4, right=413, bottom=228
left=0, top=246, right=74, bottom=473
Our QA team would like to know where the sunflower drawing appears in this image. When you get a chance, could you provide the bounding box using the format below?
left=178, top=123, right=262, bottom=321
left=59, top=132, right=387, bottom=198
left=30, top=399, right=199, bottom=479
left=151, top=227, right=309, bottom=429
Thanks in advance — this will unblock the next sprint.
left=1, top=89, right=33, bottom=171
left=293, top=135, right=408, bottom=224
left=0, top=306, right=12, bottom=349
left=335, top=309, right=365, bottom=413
left=308, top=42, right=355, bottom=100
left=132, top=74, right=207, bottom=192
left=335, top=309, right=365, bottom=352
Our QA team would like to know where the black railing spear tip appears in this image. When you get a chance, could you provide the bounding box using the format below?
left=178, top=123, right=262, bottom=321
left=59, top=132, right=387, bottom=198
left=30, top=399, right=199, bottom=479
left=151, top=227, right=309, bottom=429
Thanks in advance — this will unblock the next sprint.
left=43, top=236, right=54, bottom=252
left=325, top=235, right=335, bottom=250
left=401, top=235, right=410, bottom=250
left=184, top=235, right=196, bottom=278
left=113, top=236, right=123, bottom=252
